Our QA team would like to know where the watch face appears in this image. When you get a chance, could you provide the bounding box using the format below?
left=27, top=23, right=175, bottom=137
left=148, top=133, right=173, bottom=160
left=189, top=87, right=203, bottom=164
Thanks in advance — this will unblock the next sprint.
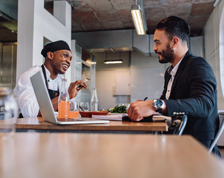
left=156, top=99, right=163, bottom=107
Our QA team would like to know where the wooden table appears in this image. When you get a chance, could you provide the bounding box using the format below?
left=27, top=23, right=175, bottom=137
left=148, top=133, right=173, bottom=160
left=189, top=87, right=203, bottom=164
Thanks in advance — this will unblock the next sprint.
left=14, top=117, right=168, bottom=133
left=0, top=133, right=224, bottom=178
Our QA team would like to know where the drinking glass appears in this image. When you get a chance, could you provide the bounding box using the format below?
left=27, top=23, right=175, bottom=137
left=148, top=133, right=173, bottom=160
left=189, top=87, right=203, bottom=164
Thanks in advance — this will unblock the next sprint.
left=0, top=87, right=18, bottom=139
left=69, top=100, right=79, bottom=118
left=80, top=102, right=85, bottom=111
left=84, top=102, right=90, bottom=111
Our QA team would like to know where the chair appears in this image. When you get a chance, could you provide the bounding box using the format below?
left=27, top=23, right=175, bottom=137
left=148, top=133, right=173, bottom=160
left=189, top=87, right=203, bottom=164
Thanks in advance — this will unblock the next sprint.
left=169, top=113, right=188, bottom=136
left=209, top=112, right=224, bottom=153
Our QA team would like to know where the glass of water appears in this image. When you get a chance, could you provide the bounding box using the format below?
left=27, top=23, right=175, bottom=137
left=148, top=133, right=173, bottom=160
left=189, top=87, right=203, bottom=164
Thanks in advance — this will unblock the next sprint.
left=80, top=102, right=85, bottom=111
left=69, top=100, right=79, bottom=118
left=84, top=102, right=90, bottom=111
left=0, top=87, right=18, bottom=139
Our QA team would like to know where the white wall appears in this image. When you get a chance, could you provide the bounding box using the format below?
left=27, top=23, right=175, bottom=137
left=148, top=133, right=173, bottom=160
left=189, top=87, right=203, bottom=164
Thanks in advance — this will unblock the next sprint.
left=94, top=51, right=130, bottom=110
left=94, top=51, right=169, bottom=110
left=204, top=0, right=224, bottom=110
left=17, top=0, right=71, bottom=83
left=204, top=0, right=224, bottom=146
left=130, top=51, right=169, bottom=102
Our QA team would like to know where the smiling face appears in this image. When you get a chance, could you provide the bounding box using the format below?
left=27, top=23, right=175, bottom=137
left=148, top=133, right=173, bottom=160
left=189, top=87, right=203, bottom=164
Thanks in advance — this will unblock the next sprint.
left=153, top=29, right=174, bottom=64
left=51, top=50, right=72, bottom=74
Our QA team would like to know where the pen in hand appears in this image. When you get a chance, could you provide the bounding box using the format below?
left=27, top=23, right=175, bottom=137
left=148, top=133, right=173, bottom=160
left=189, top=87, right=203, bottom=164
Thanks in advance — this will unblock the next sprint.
left=143, top=97, right=148, bottom=101
left=76, top=78, right=90, bottom=89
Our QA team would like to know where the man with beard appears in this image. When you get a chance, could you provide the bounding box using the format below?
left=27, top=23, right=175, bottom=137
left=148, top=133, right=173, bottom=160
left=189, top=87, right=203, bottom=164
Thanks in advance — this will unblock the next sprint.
left=127, top=16, right=221, bottom=157
left=14, top=40, right=87, bottom=118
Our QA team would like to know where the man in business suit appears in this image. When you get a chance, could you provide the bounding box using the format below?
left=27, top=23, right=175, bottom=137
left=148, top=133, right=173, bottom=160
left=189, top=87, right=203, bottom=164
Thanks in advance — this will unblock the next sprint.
left=127, top=16, right=221, bottom=157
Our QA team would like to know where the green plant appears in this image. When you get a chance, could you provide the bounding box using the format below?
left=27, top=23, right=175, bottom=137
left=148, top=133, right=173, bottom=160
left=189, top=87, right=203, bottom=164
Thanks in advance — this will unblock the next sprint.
left=107, top=105, right=127, bottom=113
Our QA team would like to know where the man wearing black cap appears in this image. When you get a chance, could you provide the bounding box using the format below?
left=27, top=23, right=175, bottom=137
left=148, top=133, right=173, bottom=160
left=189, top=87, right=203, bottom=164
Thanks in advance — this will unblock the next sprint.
left=14, top=40, right=86, bottom=118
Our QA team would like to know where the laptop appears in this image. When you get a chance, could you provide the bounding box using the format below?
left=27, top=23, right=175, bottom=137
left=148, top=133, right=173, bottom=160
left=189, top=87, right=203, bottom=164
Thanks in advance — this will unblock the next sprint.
left=30, top=70, right=109, bottom=125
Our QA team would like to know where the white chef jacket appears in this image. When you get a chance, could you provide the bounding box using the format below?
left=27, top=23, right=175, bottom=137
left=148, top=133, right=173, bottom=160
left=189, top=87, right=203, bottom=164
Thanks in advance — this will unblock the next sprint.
left=14, top=65, right=64, bottom=118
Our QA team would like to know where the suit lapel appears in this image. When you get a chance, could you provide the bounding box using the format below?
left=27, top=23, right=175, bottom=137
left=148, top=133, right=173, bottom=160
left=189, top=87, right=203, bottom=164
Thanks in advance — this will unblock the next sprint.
left=170, top=51, right=193, bottom=92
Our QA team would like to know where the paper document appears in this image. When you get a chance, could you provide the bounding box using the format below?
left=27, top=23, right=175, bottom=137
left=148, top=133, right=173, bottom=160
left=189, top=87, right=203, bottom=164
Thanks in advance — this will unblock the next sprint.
left=92, top=114, right=128, bottom=121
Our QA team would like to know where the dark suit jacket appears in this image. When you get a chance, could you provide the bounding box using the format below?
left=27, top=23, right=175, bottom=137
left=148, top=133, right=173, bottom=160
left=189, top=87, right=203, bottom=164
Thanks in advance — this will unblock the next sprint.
left=160, top=51, right=219, bottom=142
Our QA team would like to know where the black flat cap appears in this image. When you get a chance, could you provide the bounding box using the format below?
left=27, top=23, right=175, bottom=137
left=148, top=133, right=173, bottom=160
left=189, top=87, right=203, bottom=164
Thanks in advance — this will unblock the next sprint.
left=41, top=40, right=71, bottom=57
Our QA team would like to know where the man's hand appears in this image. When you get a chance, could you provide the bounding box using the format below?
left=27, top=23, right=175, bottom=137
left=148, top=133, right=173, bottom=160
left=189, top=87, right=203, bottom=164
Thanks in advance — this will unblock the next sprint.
left=127, top=100, right=156, bottom=121
left=68, top=80, right=87, bottom=99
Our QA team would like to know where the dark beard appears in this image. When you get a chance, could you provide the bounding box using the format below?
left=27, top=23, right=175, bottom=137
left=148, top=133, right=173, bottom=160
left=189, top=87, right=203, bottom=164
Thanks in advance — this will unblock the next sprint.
left=157, top=44, right=174, bottom=64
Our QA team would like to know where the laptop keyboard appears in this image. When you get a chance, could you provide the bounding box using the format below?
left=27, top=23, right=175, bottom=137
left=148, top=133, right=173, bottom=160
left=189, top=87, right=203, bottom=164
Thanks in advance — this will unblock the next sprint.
left=57, top=118, right=91, bottom=122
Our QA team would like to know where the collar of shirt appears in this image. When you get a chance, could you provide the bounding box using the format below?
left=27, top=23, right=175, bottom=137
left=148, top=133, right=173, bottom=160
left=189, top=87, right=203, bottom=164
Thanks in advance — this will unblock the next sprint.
left=43, top=65, right=60, bottom=90
left=168, top=56, right=184, bottom=77
left=43, top=65, right=56, bottom=81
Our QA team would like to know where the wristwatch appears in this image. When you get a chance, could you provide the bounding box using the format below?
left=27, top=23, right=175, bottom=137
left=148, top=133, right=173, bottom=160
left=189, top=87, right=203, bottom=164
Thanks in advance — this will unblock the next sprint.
left=153, top=99, right=165, bottom=112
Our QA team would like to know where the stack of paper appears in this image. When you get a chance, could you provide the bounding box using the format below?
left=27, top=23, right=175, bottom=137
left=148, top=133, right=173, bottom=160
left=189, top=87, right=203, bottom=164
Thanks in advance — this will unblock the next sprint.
left=92, top=114, right=127, bottom=121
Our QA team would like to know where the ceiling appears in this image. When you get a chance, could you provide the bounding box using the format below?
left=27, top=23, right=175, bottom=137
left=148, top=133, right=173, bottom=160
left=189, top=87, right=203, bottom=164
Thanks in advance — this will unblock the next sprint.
left=0, top=23, right=17, bottom=43
left=46, top=0, right=216, bottom=36
left=0, top=0, right=216, bottom=43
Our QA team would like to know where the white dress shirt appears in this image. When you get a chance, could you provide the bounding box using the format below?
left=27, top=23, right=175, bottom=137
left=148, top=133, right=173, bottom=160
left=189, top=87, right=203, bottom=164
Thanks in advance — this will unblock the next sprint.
left=14, top=65, right=64, bottom=118
left=165, top=57, right=184, bottom=100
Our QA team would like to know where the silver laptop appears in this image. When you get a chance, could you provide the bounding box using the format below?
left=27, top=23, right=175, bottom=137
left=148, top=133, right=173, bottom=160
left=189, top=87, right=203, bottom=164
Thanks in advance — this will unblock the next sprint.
left=30, top=70, right=109, bottom=125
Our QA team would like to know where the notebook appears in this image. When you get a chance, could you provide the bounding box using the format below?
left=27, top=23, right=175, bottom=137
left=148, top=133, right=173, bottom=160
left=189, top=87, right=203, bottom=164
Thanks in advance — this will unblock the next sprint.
left=30, top=70, right=109, bottom=125
left=92, top=113, right=171, bottom=123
